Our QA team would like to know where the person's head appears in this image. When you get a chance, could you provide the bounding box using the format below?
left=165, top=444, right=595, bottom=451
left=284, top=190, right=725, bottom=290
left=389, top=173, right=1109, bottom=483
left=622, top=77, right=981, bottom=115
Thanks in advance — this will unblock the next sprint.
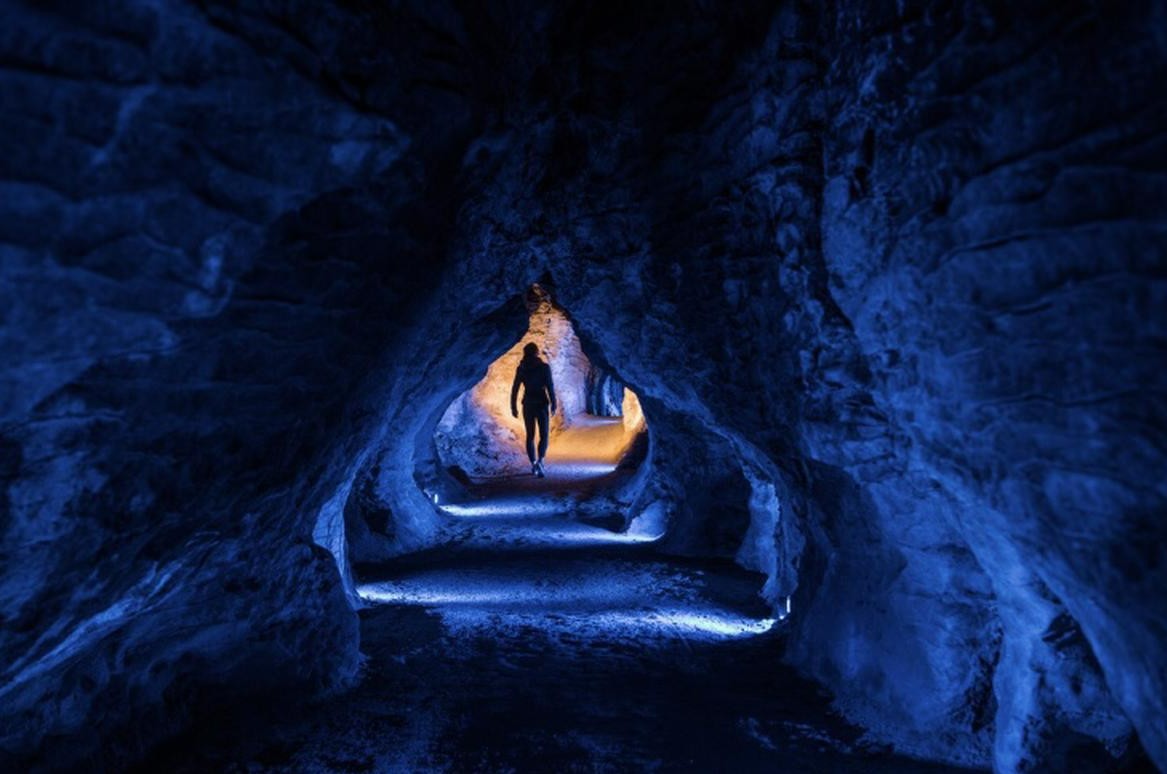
left=523, top=342, right=539, bottom=359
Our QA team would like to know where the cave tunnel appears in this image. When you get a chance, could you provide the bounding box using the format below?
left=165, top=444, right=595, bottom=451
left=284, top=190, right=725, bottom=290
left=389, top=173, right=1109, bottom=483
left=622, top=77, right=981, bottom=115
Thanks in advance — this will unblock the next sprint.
left=1, top=2, right=1165, bottom=772
left=431, top=283, right=649, bottom=488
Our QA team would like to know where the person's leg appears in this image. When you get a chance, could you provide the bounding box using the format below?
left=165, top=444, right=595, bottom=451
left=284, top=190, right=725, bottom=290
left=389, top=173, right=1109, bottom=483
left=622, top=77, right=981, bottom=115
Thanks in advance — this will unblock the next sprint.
left=523, top=406, right=537, bottom=464
left=536, top=405, right=550, bottom=462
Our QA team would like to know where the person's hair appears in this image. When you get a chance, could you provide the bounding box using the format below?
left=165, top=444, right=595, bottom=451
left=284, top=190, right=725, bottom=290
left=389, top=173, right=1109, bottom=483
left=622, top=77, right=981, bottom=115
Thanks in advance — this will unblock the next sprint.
left=523, top=342, right=539, bottom=358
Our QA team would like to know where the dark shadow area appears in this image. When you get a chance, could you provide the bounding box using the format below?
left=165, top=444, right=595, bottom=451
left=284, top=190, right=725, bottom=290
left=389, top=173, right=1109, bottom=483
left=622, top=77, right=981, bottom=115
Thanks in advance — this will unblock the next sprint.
left=138, top=591, right=978, bottom=774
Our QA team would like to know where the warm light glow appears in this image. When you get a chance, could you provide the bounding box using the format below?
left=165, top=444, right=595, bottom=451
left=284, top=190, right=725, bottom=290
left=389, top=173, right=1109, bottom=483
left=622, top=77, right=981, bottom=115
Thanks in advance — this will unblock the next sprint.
left=435, top=288, right=647, bottom=478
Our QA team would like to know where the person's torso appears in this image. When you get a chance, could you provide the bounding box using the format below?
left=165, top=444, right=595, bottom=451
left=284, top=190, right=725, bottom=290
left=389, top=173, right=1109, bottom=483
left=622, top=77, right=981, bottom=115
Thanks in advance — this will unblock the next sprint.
left=518, top=360, right=551, bottom=404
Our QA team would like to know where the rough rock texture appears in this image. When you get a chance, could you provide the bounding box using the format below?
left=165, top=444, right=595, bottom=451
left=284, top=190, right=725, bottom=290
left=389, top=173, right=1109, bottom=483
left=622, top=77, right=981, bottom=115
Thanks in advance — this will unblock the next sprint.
left=812, top=3, right=1167, bottom=769
left=0, top=0, right=476, bottom=767
left=1, top=1, right=1163, bottom=771
left=586, top=364, right=627, bottom=416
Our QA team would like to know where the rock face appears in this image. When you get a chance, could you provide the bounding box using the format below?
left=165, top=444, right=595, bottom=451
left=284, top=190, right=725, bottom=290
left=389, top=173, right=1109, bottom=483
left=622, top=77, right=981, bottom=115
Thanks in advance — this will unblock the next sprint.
left=0, top=0, right=475, bottom=767
left=1, top=1, right=1163, bottom=772
left=811, top=3, right=1167, bottom=769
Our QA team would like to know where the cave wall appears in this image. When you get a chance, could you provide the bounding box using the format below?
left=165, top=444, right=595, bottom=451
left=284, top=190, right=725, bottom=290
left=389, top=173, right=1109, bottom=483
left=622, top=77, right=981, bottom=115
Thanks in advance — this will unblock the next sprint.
left=814, top=1, right=1167, bottom=769
left=1, top=1, right=1163, bottom=771
left=0, top=0, right=485, bottom=766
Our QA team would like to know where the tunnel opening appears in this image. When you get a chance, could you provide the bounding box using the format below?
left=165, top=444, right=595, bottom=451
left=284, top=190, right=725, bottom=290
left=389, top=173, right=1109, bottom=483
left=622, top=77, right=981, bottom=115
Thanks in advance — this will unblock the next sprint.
left=432, top=283, right=648, bottom=493
left=408, top=283, right=659, bottom=541
left=333, top=277, right=801, bottom=618
left=344, top=281, right=783, bottom=650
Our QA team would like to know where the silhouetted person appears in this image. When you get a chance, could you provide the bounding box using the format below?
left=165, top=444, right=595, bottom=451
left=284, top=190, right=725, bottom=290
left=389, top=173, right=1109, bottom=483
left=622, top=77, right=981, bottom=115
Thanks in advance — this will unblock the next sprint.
left=511, top=342, right=557, bottom=478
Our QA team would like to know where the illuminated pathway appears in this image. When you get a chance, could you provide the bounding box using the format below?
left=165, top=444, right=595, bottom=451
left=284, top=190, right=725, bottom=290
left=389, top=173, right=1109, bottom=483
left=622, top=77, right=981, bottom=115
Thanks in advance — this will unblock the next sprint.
left=143, top=477, right=970, bottom=773
left=359, top=514, right=776, bottom=642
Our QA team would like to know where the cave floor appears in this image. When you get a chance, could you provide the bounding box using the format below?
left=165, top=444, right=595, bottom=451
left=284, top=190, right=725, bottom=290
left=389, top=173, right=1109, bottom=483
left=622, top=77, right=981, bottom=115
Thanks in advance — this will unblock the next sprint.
left=143, top=485, right=974, bottom=773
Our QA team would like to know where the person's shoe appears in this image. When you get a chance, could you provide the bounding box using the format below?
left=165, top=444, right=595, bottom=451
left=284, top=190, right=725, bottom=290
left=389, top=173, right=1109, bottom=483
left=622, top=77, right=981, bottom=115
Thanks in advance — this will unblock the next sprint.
left=535, top=460, right=546, bottom=478
left=531, top=461, right=539, bottom=476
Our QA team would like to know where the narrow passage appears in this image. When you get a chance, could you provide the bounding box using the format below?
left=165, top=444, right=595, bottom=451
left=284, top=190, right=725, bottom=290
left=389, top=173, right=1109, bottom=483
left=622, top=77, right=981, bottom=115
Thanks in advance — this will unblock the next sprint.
left=143, top=442, right=968, bottom=773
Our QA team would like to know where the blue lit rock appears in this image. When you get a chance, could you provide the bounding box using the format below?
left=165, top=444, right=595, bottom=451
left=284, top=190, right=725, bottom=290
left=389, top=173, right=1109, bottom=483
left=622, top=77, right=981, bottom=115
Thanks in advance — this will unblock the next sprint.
left=1, top=1, right=1163, bottom=772
left=811, top=3, right=1167, bottom=769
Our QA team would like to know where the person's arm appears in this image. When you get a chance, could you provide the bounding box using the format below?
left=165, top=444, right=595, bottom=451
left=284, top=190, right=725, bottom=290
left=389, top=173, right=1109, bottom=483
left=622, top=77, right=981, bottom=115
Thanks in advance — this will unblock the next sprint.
left=546, top=364, right=557, bottom=414
left=510, top=367, right=521, bottom=418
